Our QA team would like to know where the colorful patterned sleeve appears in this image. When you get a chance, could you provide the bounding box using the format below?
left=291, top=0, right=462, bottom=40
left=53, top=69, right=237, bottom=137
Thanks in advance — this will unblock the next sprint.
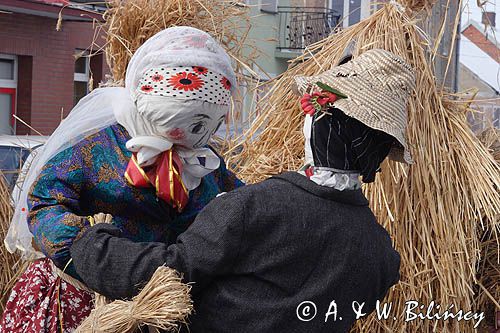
left=27, top=144, right=91, bottom=279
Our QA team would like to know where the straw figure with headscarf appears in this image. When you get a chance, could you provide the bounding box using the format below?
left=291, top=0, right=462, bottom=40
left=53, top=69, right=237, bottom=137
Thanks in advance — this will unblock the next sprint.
left=69, top=49, right=415, bottom=333
left=0, top=27, right=243, bottom=332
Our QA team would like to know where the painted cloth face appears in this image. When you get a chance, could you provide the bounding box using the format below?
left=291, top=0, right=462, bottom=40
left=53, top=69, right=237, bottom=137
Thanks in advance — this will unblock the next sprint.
left=124, top=65, right=233, bottom=210
left=114, top=27, right=237, bottom=210
left=136, top=66, right=231, bottom=149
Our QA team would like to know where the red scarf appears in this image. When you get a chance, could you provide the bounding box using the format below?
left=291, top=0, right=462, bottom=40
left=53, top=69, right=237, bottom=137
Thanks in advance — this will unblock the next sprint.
left=125, top=150, right=189, bottom=212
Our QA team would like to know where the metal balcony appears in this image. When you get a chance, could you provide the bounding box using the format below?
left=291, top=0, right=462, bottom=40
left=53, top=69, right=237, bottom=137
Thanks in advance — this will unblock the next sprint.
left=277, top=7, right=341, bottom=52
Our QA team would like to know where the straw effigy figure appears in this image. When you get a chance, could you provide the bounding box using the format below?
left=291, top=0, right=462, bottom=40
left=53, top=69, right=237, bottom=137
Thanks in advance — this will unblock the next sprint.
left=227, top=1, right=500, bottom=332
left=1, top=25, right=243, bottom=333
left=2, top=1, right=257, bottom=331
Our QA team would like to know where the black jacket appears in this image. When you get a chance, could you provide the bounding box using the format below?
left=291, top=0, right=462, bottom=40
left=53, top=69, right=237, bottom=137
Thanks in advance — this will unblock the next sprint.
left=71, top=172, right=400, bottom=333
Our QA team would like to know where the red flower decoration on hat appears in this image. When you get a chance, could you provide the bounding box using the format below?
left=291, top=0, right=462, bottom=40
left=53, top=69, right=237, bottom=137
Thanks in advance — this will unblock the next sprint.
left=192, top=66, right=208, bottom=75
left=168, top=72, right=204, bottom=91
left=141, top=85, right=154, bottom=93
left=300, top=82, right=347, bottom=116
left=300, top=92, right=338, bottom=116
left=151, top=74, right=164, bottom=82
left=221, top=77, right=231, bottom=90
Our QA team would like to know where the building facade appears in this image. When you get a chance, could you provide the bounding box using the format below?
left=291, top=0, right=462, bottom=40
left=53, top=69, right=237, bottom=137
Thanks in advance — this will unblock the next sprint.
left=0, top=0, right=107, bottom=135
left=236, top=0, right=375, bottom=124
left=459, top=16, right=500, bottom=132
left=244, top=0, right=375, bottom=77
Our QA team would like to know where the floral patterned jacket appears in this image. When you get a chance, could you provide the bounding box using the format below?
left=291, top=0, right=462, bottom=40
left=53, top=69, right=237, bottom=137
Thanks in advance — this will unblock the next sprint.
left=27, top=124, right=243, bottom=279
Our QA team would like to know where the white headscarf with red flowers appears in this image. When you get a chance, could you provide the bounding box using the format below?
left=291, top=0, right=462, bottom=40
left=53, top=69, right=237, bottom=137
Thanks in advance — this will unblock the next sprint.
left=112, top=27, right=236, bottom=190
left=6, top=27, right=236, bottom=258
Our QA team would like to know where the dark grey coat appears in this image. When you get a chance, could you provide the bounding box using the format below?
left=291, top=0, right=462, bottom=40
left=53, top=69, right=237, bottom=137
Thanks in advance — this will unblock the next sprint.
left=71, top=172, right=400, bottom=333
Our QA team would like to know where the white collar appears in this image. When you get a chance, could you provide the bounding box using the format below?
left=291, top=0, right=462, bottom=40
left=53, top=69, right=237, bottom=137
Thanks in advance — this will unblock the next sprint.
left=298, top=166, right=361, bottom=191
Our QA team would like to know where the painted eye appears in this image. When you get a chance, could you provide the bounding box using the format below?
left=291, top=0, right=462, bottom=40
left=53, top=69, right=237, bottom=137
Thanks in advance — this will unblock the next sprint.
left=190, top=121, right=206, bottom=134
left=212, top=118, right=225, bottom=135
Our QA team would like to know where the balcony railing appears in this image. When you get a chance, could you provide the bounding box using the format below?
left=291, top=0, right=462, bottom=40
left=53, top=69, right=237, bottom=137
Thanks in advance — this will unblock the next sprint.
left=277, top=7, right=341, bottom=51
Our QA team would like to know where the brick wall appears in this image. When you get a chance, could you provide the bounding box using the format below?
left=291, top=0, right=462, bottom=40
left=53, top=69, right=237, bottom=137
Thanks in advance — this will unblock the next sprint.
left=462, top=25, right=500, bottom=63
left=0, top=11, right=108, bottom=135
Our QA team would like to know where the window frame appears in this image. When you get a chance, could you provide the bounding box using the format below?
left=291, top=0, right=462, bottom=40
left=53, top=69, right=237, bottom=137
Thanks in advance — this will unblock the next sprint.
left=0, top=54, right=18, bottom=134
left=260, top=0, right=278, bottom=14
left=73, top=50, right=90, bottom=106
left=0, top=87, right=17, bottom=132
left=0, top=54, right=18, bottom=89
left=74, top=50, right=90, bottom=83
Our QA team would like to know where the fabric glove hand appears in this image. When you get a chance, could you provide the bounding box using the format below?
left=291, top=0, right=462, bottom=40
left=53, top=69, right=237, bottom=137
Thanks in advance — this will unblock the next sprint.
left=91, top=212, right=114, bottom=225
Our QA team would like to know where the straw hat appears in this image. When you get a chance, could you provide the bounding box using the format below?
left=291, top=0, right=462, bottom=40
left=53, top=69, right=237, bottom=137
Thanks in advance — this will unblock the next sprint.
left=294, top=49, right=416, bottom=164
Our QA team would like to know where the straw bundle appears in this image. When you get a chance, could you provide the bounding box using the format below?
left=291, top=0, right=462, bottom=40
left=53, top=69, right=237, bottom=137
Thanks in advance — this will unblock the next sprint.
left=227, top=1, right=500, bottom=332
left=478, top=127, right=500, bottom=162
left=0, top=174, right=26, bottom=313
left=397, top=0, right=437, bottom=12
left=100, top=0, right=256, bottom=84
left=75, top=266, right=193, bottom=333
left=475, top=226, right=500, bottom=331
left=475, top=127, right=500, bottom=331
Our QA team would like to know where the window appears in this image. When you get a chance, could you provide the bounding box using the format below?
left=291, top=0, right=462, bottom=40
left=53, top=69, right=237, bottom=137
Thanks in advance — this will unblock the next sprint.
left=348, top=0, right=362, bottom=25
left=0, top=54, right=17, bottom=135
left=467, top=104, right=500, bottom=133
left=0, top=59, right=15, bottom=80
left=74, top=50, right=90, bottom=106
left=0, top=146, right=32, bottom=191
left=330, top=0, right=344, bottom=17
left=261, top=0, right=277, bottom=13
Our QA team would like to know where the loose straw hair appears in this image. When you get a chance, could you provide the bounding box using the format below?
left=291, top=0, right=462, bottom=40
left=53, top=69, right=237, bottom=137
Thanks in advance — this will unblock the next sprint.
left=0, top=173, right=29, bottom=312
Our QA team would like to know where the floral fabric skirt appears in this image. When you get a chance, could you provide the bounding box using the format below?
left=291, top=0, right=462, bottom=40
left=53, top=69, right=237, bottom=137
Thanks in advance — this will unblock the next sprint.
left=0, top=258, right=93, bottom=333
